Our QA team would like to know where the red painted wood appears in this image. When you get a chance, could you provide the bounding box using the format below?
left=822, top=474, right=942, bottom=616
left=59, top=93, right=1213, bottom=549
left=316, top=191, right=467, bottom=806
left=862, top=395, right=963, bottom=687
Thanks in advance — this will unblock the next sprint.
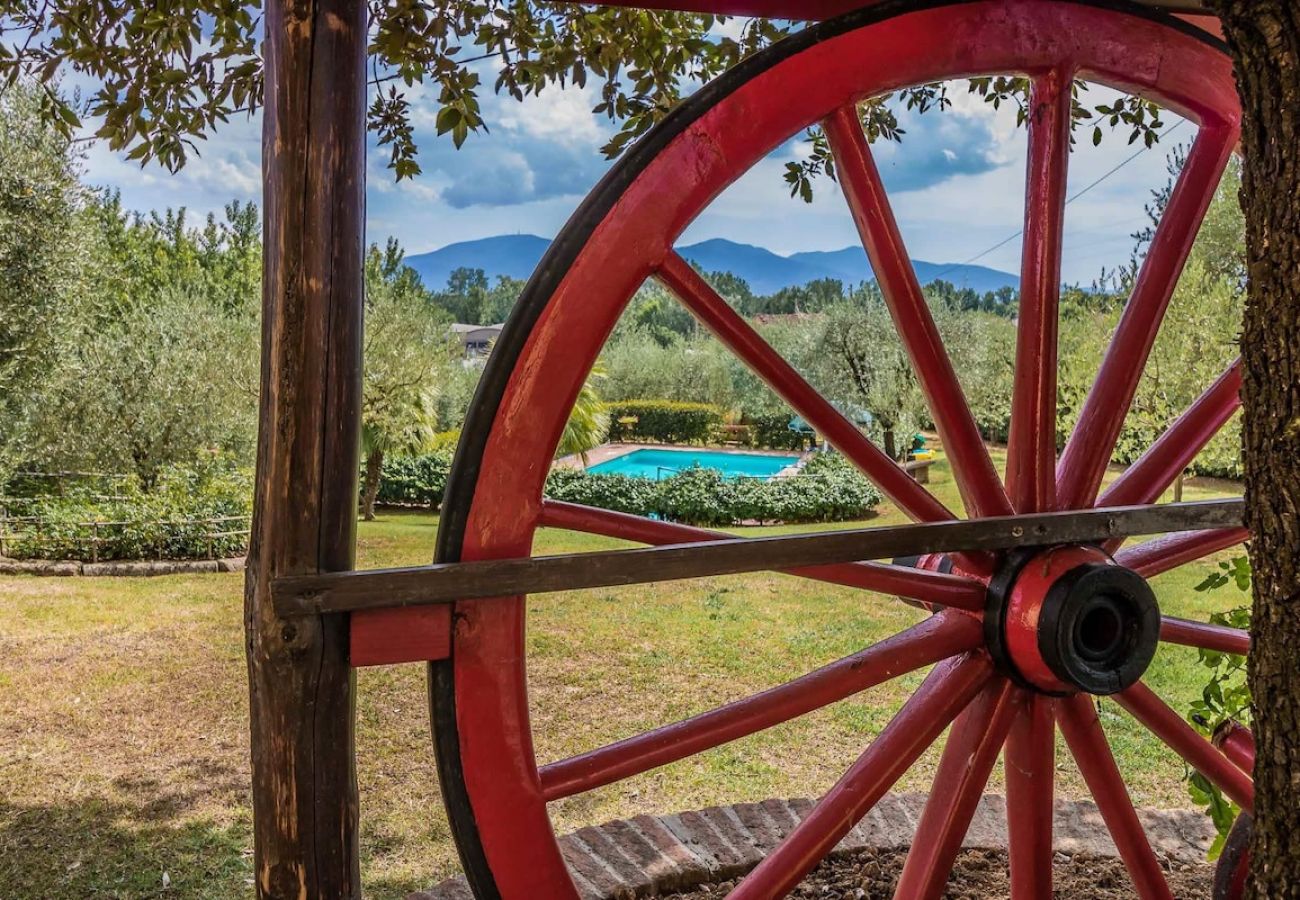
left=539, top=499, right=987, bottom=609
left=1005, top=692, right=1057, bottom=900
left=657, top=252, right=957, bottom=525
left=1116, top=682, right=1254, bottom=812
left=1213, top=721, right=1256, bottom=773
left=1057, top=694, right=1174, bottom=900
left=1099, top=361, right=1242, bottom=511
left=894, top=679, right=1018, bottom=899
left=1007, top=69, right=1073, bottom=514
left=1115, top=527, right=1249, bottom=578
left=538, top=612, right=982, bottom=800
left=1160, top=615, right=1249, bottom=656
left=728, top=654, right=992, bottom=900
left=825, top=106, right=1013, bottom=521
left=350, top=605, right=452, bottom=666
left=430, top=5, right=1240, bottom=890
left=1004, top=546, right=1110, bottom=692
left=1056, top=125, right=1238, bottom=511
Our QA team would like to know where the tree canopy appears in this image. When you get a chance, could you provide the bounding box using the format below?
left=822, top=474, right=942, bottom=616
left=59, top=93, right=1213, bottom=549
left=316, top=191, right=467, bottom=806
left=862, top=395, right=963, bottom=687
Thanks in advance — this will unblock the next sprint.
left=0, top=1, right=1167, bottom=192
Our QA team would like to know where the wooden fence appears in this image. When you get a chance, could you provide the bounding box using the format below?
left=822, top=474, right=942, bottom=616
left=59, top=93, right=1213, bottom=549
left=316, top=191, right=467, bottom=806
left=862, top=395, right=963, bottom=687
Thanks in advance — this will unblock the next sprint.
left=0, top=512, right=251, bottom=562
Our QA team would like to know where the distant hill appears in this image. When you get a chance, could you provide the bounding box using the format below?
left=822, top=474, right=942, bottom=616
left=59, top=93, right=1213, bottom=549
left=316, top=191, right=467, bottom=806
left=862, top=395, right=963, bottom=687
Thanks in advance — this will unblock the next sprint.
left=406, top=234, right=1019, bottom=297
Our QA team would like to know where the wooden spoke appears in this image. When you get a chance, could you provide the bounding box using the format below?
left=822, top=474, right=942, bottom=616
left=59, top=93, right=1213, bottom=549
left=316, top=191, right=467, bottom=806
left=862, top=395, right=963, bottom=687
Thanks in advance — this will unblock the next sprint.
left=894, top=679, right=1018, bottom=899
left=1057, top=694, right=1174, bottom=900
left=538, top=612, right=982, bottom=800
left=825, top=105, right=1012, bottom=520
left=1115, top=526, right=1249, bottom=579
left=1115, top=682, right=1254, bottom=813
left=1161, top=616, right=1249, bottom=656
left=539, top=500, right=985, bottom=610
left=1005, top=693, right=1056, bottom=899
left=728, top=654, right=993, bottom=900
left=1007, top=68, right=1074, bottom=514
left=1213, top=722, right=1256, bottom=773
left=657, top=252, right=955, bottom=525
left=1056, top=124, right=1238, bottom=511
left=276, top=500, right=1244, bottom=616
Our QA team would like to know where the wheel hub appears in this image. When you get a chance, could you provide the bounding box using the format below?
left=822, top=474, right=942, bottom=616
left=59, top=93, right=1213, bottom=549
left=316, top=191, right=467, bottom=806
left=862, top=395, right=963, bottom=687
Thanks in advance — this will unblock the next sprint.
left=986, top=546, right=1160, bottom=695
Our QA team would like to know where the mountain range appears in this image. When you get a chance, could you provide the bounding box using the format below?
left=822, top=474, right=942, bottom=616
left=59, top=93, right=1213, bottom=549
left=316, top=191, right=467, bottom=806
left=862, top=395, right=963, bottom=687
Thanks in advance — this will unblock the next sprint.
left=405, top=234, right=1020, bottom=297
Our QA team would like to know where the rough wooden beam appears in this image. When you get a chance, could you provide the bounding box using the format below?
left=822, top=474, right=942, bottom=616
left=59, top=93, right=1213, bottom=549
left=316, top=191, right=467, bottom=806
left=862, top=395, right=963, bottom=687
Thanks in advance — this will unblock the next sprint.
left=245, top=0, right=366, bottom=896
left=273, top=500, right=1244, bottom=617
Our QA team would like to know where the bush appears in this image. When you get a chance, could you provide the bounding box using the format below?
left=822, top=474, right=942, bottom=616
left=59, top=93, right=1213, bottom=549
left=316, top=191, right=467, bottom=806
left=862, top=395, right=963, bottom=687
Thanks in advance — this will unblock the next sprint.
left=542, top=452, right=881, bottom=526
left=654, top=467, right=740, bottom=526
left=605, top=400, right=723, bottom=444
left=744, top=413, right=808, bottom=451
left=375, top=450, right=453, bottom=508
left=543, top=467, right=662, bottom=516
left=1, top=456, right=252, bottom=561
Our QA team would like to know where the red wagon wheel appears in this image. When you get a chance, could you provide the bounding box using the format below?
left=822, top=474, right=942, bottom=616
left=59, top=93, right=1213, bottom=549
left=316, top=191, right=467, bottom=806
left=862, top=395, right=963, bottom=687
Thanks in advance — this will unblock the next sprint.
left=430, top=1, right=1251, bottom=896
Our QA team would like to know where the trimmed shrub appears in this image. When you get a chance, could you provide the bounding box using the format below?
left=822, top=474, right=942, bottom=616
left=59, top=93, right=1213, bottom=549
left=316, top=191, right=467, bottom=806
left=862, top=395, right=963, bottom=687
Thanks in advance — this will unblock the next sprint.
left=606, top=400, right=723, bottom=444
left=371, top=431, right=463, bottom=510
left=542, top=452, right=881, bottom=527
left=375, top=451, right=453, bottom=508
left=542, top=468, right=662, bottom=516
left=654, top=467, right=740, bottom=527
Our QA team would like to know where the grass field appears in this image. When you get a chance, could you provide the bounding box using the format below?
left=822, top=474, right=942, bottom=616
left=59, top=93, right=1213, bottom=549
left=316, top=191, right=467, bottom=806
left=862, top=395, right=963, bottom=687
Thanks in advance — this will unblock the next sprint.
left=0, top=449, right=1247, bottom=898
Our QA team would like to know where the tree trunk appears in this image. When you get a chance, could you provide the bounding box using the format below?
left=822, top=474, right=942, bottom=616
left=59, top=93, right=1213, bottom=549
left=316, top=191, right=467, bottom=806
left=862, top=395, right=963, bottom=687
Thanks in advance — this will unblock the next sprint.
left=1204, top=3, right=1300, bottom=894
left=883, top=427, right=897, bottom=462
left=362, top=448, right=383, bottom=521
left=244, top=0, right=366, bottom=896
left=1173, top=470, right=1184, bottom=503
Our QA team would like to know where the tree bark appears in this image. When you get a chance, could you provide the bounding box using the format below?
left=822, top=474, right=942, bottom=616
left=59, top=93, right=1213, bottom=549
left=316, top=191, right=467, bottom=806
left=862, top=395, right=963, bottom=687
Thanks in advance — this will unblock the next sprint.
left=244, top=0, right=366, bottom=896
left=362, top=448, right=383, bottom=521
left=1203, top=3, right=1300, bottom=895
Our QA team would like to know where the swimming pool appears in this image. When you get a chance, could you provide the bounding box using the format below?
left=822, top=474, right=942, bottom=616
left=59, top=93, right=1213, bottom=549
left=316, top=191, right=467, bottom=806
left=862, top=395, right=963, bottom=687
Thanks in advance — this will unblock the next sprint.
left=586, top=448, right=801, bottom=480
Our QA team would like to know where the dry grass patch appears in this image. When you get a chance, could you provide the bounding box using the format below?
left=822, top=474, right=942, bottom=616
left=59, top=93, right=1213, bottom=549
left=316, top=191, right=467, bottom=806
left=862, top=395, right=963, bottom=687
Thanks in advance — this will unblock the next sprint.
left=0, top=450, right=1246, bottom=897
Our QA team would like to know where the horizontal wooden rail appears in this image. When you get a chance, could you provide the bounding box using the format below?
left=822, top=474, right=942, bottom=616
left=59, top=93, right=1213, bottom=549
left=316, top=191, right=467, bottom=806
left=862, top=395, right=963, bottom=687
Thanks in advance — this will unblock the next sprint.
left=272, top=499, right=1243, bottom=617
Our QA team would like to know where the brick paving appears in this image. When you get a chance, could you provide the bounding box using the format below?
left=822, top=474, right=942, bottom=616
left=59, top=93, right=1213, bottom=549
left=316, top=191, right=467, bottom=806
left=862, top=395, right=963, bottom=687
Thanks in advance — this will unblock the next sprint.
left=411, top=793, right=1216, bottom=899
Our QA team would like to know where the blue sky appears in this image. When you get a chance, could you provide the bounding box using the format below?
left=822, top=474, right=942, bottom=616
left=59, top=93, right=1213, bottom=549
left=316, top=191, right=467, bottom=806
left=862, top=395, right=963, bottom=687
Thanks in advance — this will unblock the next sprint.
left=80, top=71, right=1187, bottom=287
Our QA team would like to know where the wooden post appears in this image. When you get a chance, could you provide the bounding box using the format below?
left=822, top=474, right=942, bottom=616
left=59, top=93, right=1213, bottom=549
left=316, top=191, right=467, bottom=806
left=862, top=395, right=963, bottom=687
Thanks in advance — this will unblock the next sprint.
left=245, top=0, right=366, bottom=896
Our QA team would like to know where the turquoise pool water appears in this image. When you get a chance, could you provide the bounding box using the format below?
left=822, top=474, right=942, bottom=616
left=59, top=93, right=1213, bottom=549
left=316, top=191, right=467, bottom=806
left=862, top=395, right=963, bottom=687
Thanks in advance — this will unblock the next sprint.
left=587, top=448, right=800, bottom=480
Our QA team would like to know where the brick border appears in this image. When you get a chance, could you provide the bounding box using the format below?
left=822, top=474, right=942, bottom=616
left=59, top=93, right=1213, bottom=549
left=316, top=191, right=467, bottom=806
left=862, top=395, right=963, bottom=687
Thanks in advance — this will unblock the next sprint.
left=411, top=794, right=1215, bottom=899
left=0, top=556, right=246, bottom=577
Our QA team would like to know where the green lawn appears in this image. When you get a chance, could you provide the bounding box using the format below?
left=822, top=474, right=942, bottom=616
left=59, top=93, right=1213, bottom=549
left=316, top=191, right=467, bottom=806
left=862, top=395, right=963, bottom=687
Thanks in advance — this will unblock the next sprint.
left=0, top=450, right=1247, bottom=898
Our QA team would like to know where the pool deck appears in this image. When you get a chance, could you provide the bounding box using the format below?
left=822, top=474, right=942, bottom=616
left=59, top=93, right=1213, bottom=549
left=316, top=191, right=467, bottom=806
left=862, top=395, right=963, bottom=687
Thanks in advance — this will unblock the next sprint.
left=554, top=443, right=812, bottom=477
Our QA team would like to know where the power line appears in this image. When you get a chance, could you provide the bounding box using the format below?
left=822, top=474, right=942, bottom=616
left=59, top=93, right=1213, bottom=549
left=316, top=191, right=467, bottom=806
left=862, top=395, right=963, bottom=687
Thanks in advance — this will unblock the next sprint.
left=930, top=118, right=1187, bottom=281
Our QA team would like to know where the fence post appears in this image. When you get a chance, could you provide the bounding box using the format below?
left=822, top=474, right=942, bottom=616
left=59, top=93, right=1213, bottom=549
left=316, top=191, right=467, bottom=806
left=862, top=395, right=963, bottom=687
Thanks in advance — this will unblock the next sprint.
left=244, top=0, right=366, bottom=895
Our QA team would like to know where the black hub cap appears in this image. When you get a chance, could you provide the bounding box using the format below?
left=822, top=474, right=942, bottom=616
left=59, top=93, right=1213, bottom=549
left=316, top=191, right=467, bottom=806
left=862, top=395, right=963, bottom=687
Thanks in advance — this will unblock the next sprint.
left=1038, top=562, right=1160, bottom=695
left=986, top=551, right=1161, bottom=696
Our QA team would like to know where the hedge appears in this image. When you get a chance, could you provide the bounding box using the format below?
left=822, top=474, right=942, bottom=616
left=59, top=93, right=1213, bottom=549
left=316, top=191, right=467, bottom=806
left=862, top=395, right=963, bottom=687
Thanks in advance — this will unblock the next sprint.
left=544, top=452, right=881, bottom=526
left=371, top=431, right=461, bottom=509
left=606, top=400, right=723, bottom=444
left=0, top=458, right=252, bottom=561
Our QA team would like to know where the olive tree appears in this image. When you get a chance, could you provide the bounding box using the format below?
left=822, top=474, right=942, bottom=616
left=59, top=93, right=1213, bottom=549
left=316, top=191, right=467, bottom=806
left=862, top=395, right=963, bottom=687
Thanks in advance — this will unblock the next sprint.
left=0, top=84, right=90, bottom=481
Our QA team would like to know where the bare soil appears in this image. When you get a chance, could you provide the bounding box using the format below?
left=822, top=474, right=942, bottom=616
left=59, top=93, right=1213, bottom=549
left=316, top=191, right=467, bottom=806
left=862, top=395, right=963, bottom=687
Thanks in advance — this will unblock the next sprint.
left=665, top=848, right=1213, bottom=899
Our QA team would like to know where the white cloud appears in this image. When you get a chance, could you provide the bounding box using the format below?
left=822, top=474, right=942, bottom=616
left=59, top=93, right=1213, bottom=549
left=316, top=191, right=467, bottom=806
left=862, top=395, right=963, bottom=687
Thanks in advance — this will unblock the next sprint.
left=77, top=64, right=1190, bottom=285
left=496, top=84, right=604, bottom=146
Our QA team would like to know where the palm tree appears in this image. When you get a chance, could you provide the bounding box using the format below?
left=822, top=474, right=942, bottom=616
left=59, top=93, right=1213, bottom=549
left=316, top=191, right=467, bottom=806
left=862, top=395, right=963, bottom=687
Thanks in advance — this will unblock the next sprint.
left=360, top=388, right=438, bottom=521
left=558, top=362, right=610, bottom=465
left=358, top=240, right=449, bottom=520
